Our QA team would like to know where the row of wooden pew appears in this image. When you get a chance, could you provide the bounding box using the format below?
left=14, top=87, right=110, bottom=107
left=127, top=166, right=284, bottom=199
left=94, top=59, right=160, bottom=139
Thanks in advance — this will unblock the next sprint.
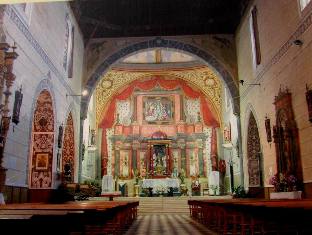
left=188, top=199, right=312, bottom=235
left=0, top=200, right=139, bottom=234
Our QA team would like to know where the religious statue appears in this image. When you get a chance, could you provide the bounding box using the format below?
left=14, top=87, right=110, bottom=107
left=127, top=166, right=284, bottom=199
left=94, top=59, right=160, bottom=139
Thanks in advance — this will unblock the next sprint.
left=152, top=144, right=168, bottom=176
left=90, top=129, right=96, bottom=146
left=172, top=167, right=178, bottom=178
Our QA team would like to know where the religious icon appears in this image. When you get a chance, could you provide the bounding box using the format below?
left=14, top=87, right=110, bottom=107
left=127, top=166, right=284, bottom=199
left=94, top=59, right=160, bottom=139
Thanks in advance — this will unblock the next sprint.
left=143, top=96, right=173, bottom=123
left=35, top=153, right=49, bottom=170
left=12, top=87, right=23, bottom=125
left=152, top=145, right=166, bottom=175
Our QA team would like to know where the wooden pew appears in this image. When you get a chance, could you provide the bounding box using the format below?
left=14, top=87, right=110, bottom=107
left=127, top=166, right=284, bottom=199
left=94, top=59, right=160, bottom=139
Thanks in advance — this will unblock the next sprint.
left=188, top=199, right=312, bottom=235
left=0, top=201, right=139, bottom=235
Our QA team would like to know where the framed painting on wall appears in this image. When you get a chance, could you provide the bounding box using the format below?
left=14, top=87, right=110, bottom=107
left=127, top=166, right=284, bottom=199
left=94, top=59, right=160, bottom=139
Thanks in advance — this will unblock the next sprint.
left=143, top=96, right=174, bottom=124
left=35, top=152, right=49, bottom=170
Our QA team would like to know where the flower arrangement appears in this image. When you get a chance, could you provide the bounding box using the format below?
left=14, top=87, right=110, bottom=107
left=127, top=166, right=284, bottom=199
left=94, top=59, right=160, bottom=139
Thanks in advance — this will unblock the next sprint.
left=155, top=185, right=169, bottom=195
left=133, top=169, right=143, bottom=185
left=269, top=173, right=298, bottom=192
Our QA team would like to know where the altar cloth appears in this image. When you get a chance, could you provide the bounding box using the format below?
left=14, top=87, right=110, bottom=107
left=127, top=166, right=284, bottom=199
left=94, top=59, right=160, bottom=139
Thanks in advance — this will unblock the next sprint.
left=142, top=178, right=180, bottom=193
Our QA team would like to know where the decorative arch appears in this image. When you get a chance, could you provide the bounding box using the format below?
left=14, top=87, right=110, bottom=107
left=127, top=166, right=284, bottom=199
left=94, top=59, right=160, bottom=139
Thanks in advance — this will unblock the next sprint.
left=61, top=112, right=75, bottom=182
left=29, top=90, right=54, bottom=189
left=81, top=38, right=239, bottom=118
left=247, top=112, right=263, bottom=187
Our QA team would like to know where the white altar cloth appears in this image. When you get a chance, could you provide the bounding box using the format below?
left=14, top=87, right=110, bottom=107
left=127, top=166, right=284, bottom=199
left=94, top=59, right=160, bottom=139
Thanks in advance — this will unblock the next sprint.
left=142, top=178, right=180, bottom=193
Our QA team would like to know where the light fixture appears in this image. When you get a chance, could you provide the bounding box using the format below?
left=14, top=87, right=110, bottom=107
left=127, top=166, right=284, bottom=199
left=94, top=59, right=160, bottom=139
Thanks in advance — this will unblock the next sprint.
left=239, top=80, right=260, bottom=86
left=293, top=39, right=303, bottom=46
left=66, top=89, right=88, bottom=98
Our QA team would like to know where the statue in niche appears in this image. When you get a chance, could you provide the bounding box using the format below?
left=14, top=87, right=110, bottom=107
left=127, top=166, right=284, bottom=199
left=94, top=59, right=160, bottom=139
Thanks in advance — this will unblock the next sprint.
left=121, top=153, right=129, bottom=178
left=190, top=152, right=198, bottom=177
left=152, top=145, right=167, bottom=175
left=90, top=129, right=96, bottom=146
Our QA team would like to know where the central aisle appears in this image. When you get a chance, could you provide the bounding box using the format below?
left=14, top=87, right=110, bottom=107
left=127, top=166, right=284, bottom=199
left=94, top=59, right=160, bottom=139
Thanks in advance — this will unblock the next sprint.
left=112, top=196, right=231, bottom=234
left=124, top=214, right=217, bottom=235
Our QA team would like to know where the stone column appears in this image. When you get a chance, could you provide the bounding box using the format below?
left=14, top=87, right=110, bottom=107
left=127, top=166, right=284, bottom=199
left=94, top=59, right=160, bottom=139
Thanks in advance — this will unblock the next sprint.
left=236, top=115, right=244, bottom=187
left=78, top=116, right=84, bottom=183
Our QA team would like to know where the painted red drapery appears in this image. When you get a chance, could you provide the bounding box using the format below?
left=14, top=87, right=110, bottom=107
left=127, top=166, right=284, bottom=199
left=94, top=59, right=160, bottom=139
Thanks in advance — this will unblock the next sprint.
left=99, top=76, right=219, bottom=176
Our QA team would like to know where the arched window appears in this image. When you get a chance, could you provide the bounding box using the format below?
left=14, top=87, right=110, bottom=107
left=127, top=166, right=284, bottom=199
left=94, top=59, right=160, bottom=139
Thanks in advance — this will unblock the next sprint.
left=300, top=0, right=311, bottom=10
left=63, top=14, right=74, bottom=78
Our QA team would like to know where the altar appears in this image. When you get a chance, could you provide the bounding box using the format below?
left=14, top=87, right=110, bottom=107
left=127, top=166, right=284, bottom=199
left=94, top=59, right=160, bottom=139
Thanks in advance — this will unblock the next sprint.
left=142, top=178, right=180, bottom=194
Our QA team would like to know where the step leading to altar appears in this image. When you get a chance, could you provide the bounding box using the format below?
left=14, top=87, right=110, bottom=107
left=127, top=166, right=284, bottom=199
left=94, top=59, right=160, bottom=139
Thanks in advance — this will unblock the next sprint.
left=89, top=195, right=232, bottom=215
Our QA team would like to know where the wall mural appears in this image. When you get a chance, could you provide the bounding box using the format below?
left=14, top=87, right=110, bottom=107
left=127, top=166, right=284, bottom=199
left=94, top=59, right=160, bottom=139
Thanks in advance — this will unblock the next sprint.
left=143, top=96, right=173, bottom=123
left=30, top=90, right=54, bottom=188
left=116, top=100, right=132, bottom=125
left=96, top=68, right=222, bottom=125
left=184, top=98, right=200, bottom=124
left=189, top=150, right=199, bottom=177
left=62, top=112, right=75, bottom=182
left=247, top=112, right=262, bottom=187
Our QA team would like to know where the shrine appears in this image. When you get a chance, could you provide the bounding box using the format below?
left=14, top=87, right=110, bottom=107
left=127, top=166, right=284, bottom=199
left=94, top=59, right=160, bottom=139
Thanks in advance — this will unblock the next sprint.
left=89, top=76, right=222, bottom=197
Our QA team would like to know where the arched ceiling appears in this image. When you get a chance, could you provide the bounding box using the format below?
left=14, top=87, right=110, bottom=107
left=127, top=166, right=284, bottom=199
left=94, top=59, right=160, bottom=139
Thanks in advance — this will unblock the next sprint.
left=95, top=65, right=222, bottom=125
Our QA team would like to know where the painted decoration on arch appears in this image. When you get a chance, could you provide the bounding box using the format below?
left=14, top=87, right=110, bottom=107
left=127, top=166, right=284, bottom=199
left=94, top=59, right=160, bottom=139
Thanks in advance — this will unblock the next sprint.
left=30, top=90, right=54, bottom=188
left=143, top=96, right=174, bottom=123
left=62, top=112, right=75, bottom=183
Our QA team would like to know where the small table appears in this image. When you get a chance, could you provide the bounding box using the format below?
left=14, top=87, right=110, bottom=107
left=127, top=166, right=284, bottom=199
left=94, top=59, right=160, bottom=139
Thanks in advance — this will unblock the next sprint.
left=100, top=191, right=122, bottom=201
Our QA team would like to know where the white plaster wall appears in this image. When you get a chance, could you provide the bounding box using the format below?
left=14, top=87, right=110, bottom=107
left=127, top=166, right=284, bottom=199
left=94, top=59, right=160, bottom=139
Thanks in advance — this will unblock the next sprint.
left=221, top=86, right=241, bottom=191
left=1, top=3, right=84, bottom=188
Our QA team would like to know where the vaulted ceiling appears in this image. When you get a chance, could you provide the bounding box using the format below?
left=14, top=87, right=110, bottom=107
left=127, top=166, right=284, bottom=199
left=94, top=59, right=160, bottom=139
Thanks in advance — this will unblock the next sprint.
left=70, top=0, right=250, bottom=41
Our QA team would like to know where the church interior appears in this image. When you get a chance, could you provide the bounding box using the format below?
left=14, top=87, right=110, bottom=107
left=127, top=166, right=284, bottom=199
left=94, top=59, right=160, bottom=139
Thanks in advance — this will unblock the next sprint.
left=0, top=0, right=312, bottom=234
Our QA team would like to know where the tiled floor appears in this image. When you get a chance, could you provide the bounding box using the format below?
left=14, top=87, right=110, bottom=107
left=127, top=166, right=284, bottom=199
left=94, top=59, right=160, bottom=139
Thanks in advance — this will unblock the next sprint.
left=124, top=214, right=217, bottom=235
